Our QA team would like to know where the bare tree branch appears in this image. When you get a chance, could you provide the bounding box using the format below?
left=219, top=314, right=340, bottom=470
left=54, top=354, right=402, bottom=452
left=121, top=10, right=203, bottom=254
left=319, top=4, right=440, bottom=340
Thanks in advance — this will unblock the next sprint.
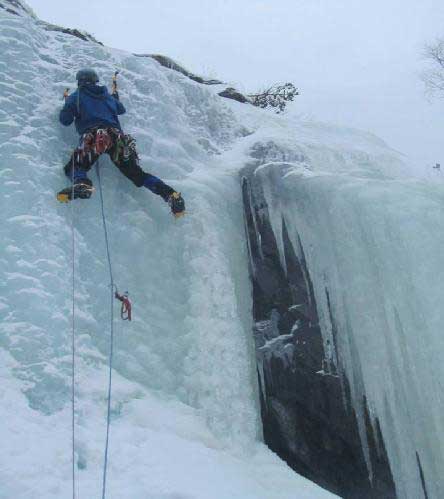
left=422, top=38, right=444, bottom=97
left=248, top=82, right=299, bottom=113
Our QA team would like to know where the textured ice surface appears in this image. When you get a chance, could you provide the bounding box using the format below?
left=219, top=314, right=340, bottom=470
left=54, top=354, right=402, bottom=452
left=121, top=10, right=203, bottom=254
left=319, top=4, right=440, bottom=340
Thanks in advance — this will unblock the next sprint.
left=228, top=104, right=444, bottom=497
left=0, top=6, right=335, bottom=499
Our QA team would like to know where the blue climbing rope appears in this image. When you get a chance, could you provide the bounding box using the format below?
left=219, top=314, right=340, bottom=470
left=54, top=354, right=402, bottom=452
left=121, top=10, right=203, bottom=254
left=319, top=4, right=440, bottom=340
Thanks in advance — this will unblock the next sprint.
left=70, top=156, right=76, bottom=499
left=96, top=158, right=115, bottom=499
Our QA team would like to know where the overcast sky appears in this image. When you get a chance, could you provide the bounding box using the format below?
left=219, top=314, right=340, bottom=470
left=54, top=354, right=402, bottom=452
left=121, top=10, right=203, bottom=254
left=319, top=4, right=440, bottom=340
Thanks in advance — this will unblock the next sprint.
left=28, top=0, right=444, bottom=168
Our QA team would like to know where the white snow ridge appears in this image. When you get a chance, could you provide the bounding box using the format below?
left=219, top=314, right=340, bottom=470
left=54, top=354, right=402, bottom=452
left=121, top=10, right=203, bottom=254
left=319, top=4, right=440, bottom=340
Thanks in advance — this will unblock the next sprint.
left=1, top=2, right=442, bottom=499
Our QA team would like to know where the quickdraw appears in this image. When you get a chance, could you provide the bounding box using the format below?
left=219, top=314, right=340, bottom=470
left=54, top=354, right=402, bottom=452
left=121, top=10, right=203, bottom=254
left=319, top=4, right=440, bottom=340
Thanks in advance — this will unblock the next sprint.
left=74, top=129, right=113, bottom=163
left=111, top=133, right=137, bottom=164
left=95, top=129, right=112, bottom=154
left=114, top=288, right=132, bottom=321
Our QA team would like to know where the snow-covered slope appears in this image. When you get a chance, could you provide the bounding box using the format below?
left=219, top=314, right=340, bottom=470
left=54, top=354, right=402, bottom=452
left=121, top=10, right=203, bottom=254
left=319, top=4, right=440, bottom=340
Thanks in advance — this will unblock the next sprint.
left=0, top=4, right=336, bottom=499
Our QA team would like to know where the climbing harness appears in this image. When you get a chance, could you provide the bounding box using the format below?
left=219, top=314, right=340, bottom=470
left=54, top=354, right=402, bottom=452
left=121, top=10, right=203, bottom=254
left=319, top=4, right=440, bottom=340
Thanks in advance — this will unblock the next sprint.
left=76, top=129, right=111, bottom=161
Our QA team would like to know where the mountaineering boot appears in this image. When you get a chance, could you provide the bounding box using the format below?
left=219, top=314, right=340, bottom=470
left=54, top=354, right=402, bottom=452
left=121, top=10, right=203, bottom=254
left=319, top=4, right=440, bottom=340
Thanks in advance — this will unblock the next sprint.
left=168, top=192, right=185, bottom=218
left=57, top=178, right=94, bottom=203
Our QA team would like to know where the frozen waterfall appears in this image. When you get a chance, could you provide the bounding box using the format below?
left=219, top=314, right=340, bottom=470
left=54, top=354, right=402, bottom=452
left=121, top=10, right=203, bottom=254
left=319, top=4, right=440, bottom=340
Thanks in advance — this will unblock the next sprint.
left=0, top=4, right=335, bottom=499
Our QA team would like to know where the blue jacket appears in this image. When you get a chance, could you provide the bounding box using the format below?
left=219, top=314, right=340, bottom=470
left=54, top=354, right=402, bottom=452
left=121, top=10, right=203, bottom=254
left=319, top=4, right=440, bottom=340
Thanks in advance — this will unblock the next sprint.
left=59, top=84, right=126, bottom=135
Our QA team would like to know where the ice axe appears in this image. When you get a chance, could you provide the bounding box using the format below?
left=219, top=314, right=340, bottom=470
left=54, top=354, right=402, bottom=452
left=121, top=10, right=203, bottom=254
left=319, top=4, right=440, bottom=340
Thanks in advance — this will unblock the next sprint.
left=63, top=87, right=70, bottom=100
left=112, top=71, right=119, bottom=96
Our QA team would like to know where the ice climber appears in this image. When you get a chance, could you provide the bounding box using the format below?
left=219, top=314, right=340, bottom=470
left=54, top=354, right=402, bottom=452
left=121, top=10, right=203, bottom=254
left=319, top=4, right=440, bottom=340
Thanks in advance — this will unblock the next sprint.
left=57, top=68, right=185, bottom=217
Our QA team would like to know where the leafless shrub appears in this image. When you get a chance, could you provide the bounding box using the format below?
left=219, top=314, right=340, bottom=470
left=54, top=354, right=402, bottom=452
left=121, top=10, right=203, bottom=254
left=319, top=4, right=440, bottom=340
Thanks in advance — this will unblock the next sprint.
left=422, top=38, right=444, bottom=97
left=248, top=83, right=299, bottom=113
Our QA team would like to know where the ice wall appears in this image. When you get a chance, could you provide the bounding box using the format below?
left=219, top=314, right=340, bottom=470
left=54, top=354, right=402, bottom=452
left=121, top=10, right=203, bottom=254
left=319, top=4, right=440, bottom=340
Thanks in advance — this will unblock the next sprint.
left=242, top=166, right=396, bottom=498
left=235, top=114, right=444, bottom=498
left=0, top=4, right=335, bottom=499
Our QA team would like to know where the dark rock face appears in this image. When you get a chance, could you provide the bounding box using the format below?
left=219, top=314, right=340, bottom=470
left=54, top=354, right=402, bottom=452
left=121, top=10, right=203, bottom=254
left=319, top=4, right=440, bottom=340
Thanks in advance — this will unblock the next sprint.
left=218, top=87, right=250, bottom=104
left=241, top=165, right=396, bottom=498
left=0, top=3, right=18, bottom=16
left=42, top=24, right=103, bottom=45
left=1, top=0, right=103, bottom=44
left=135, top=56, right=253, bottom=108
left=134, top=54, right=223, bottom=85
left=416, top=453, right=429, bottom=499
left=0, top=0, right=31, bottom=16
